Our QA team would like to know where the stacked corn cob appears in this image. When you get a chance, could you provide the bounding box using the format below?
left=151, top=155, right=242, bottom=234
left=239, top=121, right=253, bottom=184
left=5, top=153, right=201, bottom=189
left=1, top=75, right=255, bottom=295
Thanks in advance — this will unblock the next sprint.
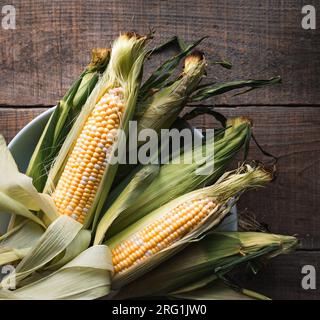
left=0, top=33, right=295, bottom=300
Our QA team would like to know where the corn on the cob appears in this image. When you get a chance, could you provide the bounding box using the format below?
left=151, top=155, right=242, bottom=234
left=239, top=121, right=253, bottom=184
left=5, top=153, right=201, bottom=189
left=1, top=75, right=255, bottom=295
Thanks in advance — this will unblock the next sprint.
left=111, top=197, right=217, bottom=274
left=114, top=232, right=297, bottom=299
left=52, top=87, right=125, bottom=223
left=27, top=48, right=111, bottom=193
left=107, top=165, right=272, bottom=287
left=45, top=33, right=147, bottom=227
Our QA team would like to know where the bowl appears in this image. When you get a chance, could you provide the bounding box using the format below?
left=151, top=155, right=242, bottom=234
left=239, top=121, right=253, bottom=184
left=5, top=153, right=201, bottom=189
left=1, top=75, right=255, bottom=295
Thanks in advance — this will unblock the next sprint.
left=0, top=108, right=237, bottom=234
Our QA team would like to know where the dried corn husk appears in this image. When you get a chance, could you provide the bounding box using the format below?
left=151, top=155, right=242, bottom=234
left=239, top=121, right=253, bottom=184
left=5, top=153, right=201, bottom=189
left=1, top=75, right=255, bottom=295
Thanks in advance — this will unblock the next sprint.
left=45, top=229, right=91, bottom=271
left=44, top=33, right=148, bottom=228
left=96, top=116, right=252, bottom=242
left=26, top=49, right=110, bottom=193
left=108, top=165, right=271, bottom=289
left=114, top=231, right=297, bottom=298
left=3, top=216, right=82, bottom=286
left=0, top=215, right=113, bottom=300
left=0, top=245, right=112, bottom=300
left=0, top=221, right=43, bottom=266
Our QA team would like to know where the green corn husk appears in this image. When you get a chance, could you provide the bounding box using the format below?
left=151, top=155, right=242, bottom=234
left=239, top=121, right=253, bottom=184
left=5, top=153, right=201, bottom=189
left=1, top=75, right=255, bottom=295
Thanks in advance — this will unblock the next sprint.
left=26, top=48, right=111, bottom=193
left=113, top=231, right=297, bottom=299
left=113, top=49, right=207, bottom=184
left=44, top=33, right=148, bottom=229
left=139, top=37, right=206, bottom=99
left=95, top=116, right=252, bottom=243
left=108, top=165, right=272, bottom=289
left=135, top=51, right=206, bottom=137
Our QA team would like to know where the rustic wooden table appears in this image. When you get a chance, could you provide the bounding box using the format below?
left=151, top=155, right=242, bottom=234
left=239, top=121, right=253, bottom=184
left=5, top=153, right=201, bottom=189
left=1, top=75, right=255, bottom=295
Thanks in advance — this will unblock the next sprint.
left=0, top=0, right=319, bottom=299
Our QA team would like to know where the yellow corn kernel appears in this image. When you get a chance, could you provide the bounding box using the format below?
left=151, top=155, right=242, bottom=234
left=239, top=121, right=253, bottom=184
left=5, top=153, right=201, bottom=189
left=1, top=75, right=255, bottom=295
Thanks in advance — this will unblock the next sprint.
left=52, top=87, right=125, bottom=223
left=111, top=197, right=216, bottom=275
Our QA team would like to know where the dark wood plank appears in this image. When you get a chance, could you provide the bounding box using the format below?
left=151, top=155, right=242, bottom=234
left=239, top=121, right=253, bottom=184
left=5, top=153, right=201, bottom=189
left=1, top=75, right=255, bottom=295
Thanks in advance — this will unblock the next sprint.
left=239, top=251, right=320, bottom=300
left=189, top=106, right=320, bottom=250
left=0, top=108, right=47, bottom=143
left=0, top=0, right=319, bottom=106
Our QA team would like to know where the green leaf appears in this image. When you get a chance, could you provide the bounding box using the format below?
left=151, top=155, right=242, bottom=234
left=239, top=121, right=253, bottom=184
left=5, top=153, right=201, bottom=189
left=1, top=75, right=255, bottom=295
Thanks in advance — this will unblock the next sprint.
left=148, top=36, right=179, bottom=55
left=191, top=76, right=281, bottom=102
left=212, top=60, right=232, bottom=69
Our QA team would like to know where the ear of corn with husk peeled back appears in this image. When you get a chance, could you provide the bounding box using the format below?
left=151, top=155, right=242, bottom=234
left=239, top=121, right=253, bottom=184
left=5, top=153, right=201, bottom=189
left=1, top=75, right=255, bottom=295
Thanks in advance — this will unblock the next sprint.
left=26, top=48, right=111, bottom=193
left=113, top=231, right=297, bottom=299
left=106, top=164, right=272, bottom=288
left=44, top=33, right=148, bottom=228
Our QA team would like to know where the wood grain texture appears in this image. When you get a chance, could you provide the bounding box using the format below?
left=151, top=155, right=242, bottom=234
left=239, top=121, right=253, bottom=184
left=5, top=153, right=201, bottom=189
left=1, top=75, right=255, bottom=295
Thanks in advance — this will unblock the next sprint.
left=0, top=0, right=319, bottom=299
left=0, top=108, right=46, bottom=142
left=0, top=0, right=319, bottom=106
left=189, top=106, right=320, bottom=250
left=238, top=252, right=320, bottom=300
